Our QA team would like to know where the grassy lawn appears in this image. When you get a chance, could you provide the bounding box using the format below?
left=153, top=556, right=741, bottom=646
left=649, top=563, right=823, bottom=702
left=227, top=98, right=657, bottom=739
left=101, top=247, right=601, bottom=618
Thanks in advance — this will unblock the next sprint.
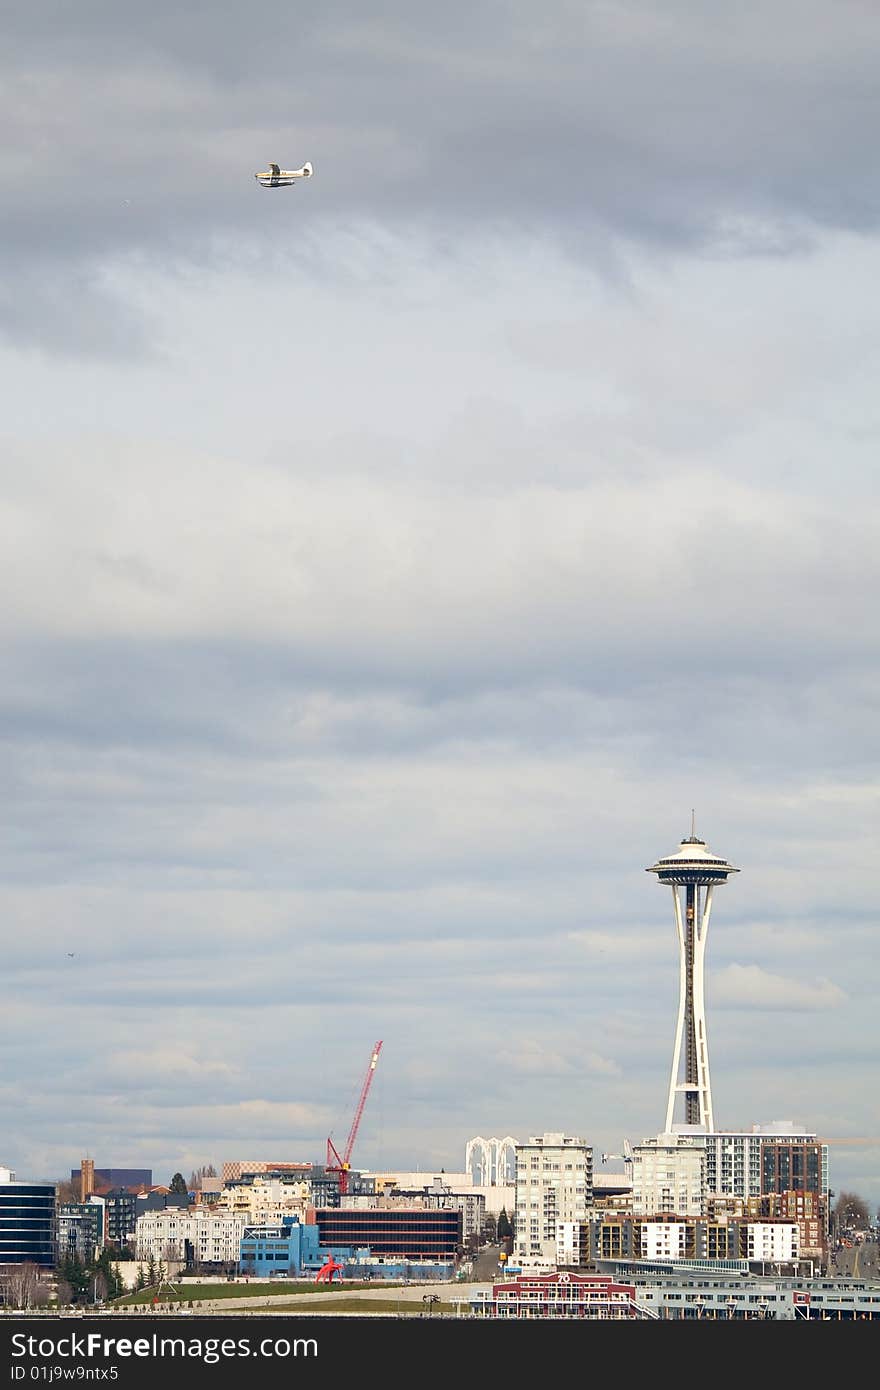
left=111, top=1280, right=470, bottom=1318
left=256, top=1297, right=461, bottom=1316
left=114, top=1279, right=415, bottom=1307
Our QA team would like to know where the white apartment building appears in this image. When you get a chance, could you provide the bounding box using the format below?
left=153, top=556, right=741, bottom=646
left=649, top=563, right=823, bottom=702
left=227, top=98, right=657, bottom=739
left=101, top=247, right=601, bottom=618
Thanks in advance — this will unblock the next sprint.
left=135, top=1208, right=247, bottom=1265
left=630, top=1133, right=705, bottom=1217
left=556, top=1220, right=586, bottom=1267
left=652, top=1121, right=825, bottom=1205
left=371, top=1169, right=516, bottom=1218
left=743, top=1220, right=799, bottom=1264
left=515, top=1133, right=593, bottom=1263
left=637, top=1220, right=693, bottom=1261
left=702, top=1122, right=825, bottom=1201
left=214, top=1178, right=311, bottom=1220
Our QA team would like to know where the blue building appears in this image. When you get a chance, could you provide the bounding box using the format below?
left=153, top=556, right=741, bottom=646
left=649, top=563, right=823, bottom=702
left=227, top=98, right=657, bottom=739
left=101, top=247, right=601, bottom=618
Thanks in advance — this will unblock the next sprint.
left=0, top=1168, right=57, bottom=1270
left=239, top=1216, right=325, bottom=1275
left=237, top=1214, right=456, bottom=1281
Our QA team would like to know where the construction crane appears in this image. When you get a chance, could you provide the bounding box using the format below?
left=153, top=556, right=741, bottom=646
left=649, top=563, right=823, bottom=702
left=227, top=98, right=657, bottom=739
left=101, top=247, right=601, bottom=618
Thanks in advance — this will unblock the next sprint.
left=326, top=1040, right=383, bottom=1195
left=600, top=1138, right=634, bottom=1172
left=817, top=1137, right=880, bottom=1145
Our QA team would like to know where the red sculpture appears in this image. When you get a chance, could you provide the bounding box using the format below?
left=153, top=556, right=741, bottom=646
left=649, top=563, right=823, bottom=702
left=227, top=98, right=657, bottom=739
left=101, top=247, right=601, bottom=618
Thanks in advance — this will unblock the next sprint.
left=315, top=1256, right=344, bottom=1283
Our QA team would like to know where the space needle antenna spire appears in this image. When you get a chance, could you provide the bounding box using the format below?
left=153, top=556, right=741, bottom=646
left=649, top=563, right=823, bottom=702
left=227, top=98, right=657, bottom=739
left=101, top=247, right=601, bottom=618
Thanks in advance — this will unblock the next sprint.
left=647, top=823, right=739, bottom=1133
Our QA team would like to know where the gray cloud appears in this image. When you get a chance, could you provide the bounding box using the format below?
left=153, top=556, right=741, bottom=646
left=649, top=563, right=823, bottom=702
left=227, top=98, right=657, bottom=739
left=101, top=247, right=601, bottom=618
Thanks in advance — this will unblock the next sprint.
left=5, top=3, right=880, bottom=352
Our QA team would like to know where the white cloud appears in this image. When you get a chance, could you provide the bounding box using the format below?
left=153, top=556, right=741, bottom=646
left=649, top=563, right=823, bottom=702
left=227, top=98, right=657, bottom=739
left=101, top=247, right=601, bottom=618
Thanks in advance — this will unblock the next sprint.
left=712, top=963, right=847, bottom=1011
left=495, top=1039, right=620, bottom=1078
left=103, top=1049, right=240, bottom=1085
left=567, top=929, right=665, bottom=962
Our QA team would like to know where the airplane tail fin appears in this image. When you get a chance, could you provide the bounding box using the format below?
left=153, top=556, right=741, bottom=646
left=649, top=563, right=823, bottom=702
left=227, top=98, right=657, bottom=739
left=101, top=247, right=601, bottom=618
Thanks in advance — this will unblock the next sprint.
left=302, top=161, right=313, bottom=177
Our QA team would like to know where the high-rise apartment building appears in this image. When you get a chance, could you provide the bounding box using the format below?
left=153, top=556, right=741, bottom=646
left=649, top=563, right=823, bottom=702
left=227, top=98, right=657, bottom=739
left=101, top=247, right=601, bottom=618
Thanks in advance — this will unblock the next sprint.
left=514, top=1133, right=593, bottom=1262
left=761, top=1135, right=826, bottom=1196
left=702, top=1124, right=827, bottom=1203
left=630, top=1133, right=706, bottom=1217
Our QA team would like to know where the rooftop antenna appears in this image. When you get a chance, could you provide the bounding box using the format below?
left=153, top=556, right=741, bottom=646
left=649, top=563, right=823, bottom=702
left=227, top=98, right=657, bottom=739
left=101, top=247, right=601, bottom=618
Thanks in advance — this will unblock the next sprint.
left=691, top=808, right=695, bottom=838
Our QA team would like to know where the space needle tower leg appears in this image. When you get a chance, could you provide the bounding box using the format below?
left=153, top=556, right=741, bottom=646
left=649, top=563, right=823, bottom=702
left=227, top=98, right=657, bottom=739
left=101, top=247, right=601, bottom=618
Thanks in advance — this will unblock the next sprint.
left=648, top=824, right=738, bottom=1134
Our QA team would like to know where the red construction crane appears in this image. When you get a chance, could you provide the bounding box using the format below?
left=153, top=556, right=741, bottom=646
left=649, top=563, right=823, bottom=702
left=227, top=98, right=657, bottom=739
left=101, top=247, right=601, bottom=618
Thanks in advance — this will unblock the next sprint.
left=326, top=1040, right=383, bottom=1195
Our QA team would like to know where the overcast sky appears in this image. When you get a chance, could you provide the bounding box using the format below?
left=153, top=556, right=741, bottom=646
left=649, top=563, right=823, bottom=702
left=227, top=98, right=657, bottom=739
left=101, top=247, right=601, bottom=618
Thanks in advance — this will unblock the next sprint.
left=2, top=1, right=879, bottom=1213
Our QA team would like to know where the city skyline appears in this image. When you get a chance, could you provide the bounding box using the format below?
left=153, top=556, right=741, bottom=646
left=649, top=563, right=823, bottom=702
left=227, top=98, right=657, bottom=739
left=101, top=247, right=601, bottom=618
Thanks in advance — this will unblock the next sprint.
left=1, top=3, right=879, bottom=1210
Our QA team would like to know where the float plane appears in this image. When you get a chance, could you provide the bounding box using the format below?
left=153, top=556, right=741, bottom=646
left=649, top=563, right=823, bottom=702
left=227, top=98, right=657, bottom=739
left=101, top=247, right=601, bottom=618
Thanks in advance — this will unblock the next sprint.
left=255, top=160, right=313, bottom=188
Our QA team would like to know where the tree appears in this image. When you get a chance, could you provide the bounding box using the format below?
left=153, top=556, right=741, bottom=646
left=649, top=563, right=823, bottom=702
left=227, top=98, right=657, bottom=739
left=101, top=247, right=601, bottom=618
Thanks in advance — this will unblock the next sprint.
left=835, top=1191, right=870, bottom=1230
left=58, top=1251, right=89, bottom=1304
left=2, top=1263, right=47, bottom=1310
left=55, top=1178, right=79, bottom=1205
left=92, top=1247, right=120, bottom=1301
left=55, top=1273, right=74, bottom=1307
left=168, top=1173, right=188, bottom=1195
left=497, top=1207, right=512, bottom=1240
left=188, top=1164, right=217, bottom=1191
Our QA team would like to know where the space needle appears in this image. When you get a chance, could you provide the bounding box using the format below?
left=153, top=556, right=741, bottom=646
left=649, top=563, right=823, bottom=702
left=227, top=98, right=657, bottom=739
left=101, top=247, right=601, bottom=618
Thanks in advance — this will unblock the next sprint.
left=647, top=818, right=739, bottom=1134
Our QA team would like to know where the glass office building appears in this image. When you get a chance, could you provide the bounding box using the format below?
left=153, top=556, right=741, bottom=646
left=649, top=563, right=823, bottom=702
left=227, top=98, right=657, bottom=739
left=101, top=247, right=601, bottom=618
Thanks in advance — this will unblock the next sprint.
left=0, top=1168, right=57, bottom=1269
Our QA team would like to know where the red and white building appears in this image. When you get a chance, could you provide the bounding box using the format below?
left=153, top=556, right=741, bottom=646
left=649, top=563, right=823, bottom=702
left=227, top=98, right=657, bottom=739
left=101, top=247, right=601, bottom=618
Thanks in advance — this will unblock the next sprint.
left=472, top=1270, right=643, bottom=1319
